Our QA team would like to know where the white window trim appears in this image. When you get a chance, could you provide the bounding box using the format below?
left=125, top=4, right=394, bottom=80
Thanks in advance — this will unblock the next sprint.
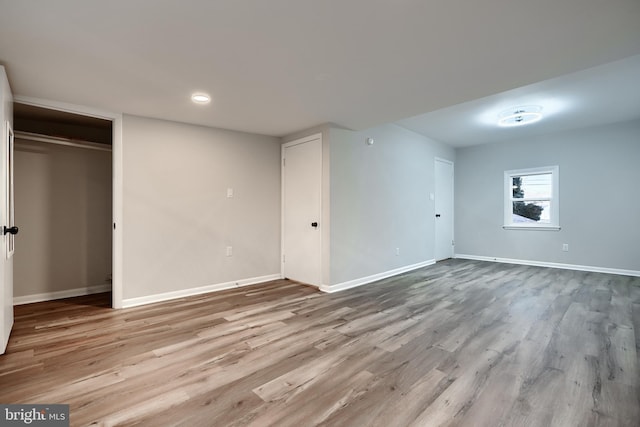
left=503, top=165, right=560, bottom=230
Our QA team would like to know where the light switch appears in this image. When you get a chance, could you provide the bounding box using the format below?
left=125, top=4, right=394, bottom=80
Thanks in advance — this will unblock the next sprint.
left=429, top=193, right=435, bottom=201
left=227, top=188, right=234, bottom=198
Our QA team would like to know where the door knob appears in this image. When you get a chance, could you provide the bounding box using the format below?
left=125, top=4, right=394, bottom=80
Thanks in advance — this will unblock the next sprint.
left=3, top=226, right=18, bottom=235
left=311, top=222, right=318, bottom=228
left=435, top=214, right=441, bottom=218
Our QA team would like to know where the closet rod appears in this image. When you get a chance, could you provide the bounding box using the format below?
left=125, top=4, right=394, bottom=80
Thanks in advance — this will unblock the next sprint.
left=14, top=131, right=112, bottom=152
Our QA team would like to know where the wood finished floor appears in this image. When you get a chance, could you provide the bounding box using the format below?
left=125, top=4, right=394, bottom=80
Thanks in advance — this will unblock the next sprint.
left=1, top=259, right=639, bottom=426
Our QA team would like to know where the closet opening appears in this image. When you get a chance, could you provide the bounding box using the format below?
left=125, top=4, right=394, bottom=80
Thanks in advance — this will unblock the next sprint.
left=12, top=103, right=113, bottom=307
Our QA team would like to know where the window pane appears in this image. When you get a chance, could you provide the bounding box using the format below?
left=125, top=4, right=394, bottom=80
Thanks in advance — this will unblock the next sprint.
left=512, top=173, right=552, bottom=199
left=512, top=200, right=551, bottom=223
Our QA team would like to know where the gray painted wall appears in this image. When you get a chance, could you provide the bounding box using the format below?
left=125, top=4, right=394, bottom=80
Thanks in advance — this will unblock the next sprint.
left=122, top=115, right=281, bottom=300
left=329, top=124, right=455, bottom=285
left=14, top=139, right=112, bottom=297
left=455, top=119, right=640, bottom=271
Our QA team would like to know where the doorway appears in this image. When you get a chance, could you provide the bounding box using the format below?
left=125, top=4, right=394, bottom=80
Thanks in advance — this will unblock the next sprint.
left=281, top=134, right=322, bottom=286
left=12, top=102, right=117, bottom=307
left=435, top=158, right=454, bottom=261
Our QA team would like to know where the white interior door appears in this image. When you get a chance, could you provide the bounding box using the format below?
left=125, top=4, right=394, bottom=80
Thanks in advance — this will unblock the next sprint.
left=1, top=67, right=14, bottom=354
left=282, top=135, right=322, bottom=286
left=435, top=158, right=454, bottom=261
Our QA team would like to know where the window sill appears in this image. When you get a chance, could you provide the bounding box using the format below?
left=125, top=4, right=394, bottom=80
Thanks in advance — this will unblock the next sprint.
left=503, top=225, right=561, bottom=231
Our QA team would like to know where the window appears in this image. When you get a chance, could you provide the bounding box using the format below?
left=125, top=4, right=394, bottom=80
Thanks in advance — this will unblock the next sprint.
left=504, top=166, right=559, bottom=230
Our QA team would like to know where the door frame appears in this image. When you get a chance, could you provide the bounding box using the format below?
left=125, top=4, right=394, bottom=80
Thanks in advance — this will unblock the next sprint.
left=13, top=96, right=123, bottom=308
left=434, top=157, right=454, bottom=261
left=5, top=121, right=15, bottom=259
left=281, top=133, right=323, bottom=284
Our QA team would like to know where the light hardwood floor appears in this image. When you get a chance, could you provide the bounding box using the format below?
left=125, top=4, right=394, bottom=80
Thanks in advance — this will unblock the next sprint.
left=1, top=259, right=639, bottom=426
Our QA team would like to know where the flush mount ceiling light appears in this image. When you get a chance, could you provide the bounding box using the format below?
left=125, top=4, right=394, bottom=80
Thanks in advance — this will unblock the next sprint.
left=191, top=93, right=211, bottom=104
left=498, top=105, right=543, bottom=127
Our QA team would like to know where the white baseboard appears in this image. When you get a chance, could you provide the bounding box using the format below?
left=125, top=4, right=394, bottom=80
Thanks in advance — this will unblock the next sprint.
left=122, top=273, right=282, bottom=308
left=14, top=284, right=112, bottom=305
left=454, top=254, right=640, bottom=277
left=319, top=260, right=436, bottom=293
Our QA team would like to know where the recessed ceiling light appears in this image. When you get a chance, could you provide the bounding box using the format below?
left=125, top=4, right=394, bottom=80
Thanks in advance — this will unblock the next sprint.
left=191, top=93, right=211, bottom=104
left=498, top=105, right=543, bottom=127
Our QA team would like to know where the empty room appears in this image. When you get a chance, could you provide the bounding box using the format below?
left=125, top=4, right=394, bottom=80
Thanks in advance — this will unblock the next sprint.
left=1, top=1, right=639, bottom=426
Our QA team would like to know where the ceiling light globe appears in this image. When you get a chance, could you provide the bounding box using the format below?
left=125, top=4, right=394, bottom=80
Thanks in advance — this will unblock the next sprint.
left=498, top=105, right=543, bottom=127
left=191, top=93, right=211, bottom=104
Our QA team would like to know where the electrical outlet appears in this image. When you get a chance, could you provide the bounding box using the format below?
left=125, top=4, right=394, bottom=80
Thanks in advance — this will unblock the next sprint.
left=226, top=246, right=233, bottom=257
left=562, top=243, right=569, bottom=252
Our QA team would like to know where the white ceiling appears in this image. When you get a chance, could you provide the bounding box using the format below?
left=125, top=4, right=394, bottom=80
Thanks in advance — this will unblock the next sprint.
left=397, top=55, right=640, bottom=147
left=1, top=0, right=639, bottom=141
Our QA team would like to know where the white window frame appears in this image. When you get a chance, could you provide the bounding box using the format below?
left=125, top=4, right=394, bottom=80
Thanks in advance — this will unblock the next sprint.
left=503, top=165, right=560, bottom=230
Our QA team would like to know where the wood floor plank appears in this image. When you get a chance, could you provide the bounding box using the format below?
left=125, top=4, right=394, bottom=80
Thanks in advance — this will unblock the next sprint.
left=1, top=262, right=639, bottom=426
left=244, top=348, right=388, bottom=427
